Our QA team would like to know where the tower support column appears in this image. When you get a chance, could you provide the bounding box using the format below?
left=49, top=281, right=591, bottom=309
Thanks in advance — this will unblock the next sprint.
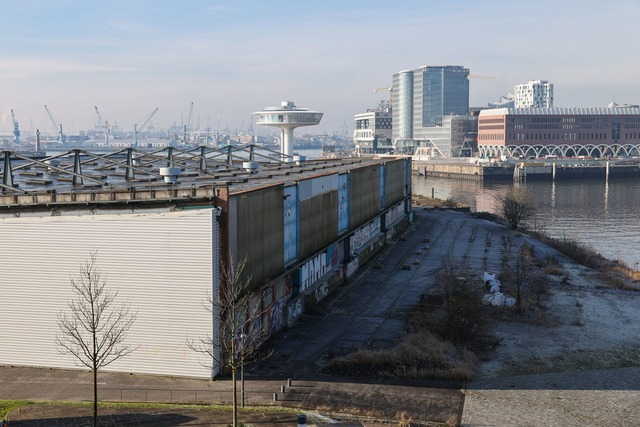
left=282, top=127, right=294, bottom=161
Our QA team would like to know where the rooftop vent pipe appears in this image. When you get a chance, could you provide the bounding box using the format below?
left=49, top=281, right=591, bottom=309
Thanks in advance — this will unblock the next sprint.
left=242, top=161, right=259, bottom=172
left=159, top=166, right=181, bottom=184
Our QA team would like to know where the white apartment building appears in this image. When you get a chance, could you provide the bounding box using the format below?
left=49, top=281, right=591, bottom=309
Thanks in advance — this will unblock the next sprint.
left=514, top=80, right=554, bottom=108
left=353, top=101, right=393, bottom=155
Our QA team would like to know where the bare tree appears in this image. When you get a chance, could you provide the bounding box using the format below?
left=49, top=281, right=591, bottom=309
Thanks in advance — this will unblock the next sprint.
left=503, top=244, right=544, bottom=312
left=56, top=251, right=137, bottom=427
left=508, top=246, right=533, bottom=311
left=496, top=187, right=534, bottom=230
left=187, top=254, right=271, bottom=427
left=435, top=257, right=483, bottom=343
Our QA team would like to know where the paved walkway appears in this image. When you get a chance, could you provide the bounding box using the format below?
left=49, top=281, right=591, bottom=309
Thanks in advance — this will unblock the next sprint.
left=0, top=365, right=461, bottom=425
left=461, top=367, right=640, bottom=426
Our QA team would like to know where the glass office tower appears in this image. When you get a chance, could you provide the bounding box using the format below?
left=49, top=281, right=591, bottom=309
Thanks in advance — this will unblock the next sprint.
left=391, top=70, right=414, bottom=142
left=416, top=65, right=469, bottom=127
left=392, top=65, right=470, bottom=155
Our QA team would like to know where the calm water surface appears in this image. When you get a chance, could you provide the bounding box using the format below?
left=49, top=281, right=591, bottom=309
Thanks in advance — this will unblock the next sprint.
left=413, top=176, right=640, bottom=268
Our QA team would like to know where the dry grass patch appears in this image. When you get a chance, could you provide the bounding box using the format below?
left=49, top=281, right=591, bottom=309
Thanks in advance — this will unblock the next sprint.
left=326, top=332, right=477, bottom=382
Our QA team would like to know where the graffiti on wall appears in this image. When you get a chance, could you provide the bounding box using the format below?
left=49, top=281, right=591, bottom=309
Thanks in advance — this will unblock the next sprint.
left=270, top=298, right=285, bottom=335
left=314, top=281, right=329, bottom=303
left=350, top=217, right=381, bottom=256
left=385, top=203, right=404, bottom=228
left=326, top=243, right=339, bottom=269
left=300, top=251, right=329, bottom=292
left=287, top=298, right=303, bottom=328
left=346, top=258, right=359, bottom=278
left=338, top=175, right=349, bottom=233
left=284, top=272, right=293, bottom=299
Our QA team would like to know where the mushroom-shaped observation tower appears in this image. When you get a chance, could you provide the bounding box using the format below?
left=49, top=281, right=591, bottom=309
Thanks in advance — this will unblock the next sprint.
left=253, top=101, right=323, bottom=160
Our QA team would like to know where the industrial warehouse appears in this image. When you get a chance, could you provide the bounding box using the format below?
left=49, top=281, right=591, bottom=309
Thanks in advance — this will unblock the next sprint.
left=0, top=145, right=412, bottom=379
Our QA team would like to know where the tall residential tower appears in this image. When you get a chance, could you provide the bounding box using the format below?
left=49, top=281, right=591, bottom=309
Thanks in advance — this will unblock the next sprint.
left=514, top=80, right=554, bottom=108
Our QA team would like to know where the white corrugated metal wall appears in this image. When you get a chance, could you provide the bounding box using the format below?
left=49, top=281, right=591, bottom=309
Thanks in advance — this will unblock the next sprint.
left=0, top=209, right=218, bottom=379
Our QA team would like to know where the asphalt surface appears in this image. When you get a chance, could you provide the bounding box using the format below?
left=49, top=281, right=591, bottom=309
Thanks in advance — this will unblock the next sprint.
left=253, top=207, right=520, bottom=379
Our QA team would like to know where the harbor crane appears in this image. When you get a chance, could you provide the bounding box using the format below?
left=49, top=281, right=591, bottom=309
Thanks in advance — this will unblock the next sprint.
left=133, top=107, right=158, bottom=147
left=10, top=109, right=20, bottom=145
left=44, top=105, right=65, bottom=144
left=94, top=106, right=110, bottom=145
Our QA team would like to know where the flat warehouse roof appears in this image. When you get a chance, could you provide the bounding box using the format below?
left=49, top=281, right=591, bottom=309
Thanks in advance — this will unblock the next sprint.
left=0, top=145, right=404, bottom=210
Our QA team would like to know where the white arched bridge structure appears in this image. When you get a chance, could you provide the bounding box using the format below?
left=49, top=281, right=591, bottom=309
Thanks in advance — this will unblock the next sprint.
left=477, top=107, right=640, bottom=159
left=479, top=143, right=640, bottom=159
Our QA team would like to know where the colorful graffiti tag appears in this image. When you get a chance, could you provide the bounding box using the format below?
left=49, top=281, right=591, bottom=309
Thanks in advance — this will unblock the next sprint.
left=270, top=298, right=285, bottom=335
left=350, top=217, right=381, bottom=256
left=300, top=251, right=329, bottom=292
left=287, top=298, right=303, bottom=328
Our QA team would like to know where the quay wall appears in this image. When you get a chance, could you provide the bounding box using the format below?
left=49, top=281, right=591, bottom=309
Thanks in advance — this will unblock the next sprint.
left=412, top=161, right=513, bottom=181
left=413, top=160, right=640, bottom=181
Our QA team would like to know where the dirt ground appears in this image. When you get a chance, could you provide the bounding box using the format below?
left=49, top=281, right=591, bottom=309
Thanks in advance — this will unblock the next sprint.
left=478, top=262, right=640, bottom=379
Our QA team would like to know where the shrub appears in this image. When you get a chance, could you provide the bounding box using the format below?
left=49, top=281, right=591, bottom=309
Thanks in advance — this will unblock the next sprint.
left=325, top=331, right=477, bottom=381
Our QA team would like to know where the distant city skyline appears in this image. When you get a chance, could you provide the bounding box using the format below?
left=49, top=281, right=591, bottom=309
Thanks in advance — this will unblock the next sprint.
left=1, top=0, right=638, bottom=138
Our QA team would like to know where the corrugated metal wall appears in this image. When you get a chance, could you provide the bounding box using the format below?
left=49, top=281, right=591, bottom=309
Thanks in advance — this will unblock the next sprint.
left=380, top=165, right=386, bottom=210
left=299, top=190, right=338, bottom=260
left=232, top=185, right=284, bottom=290
left=385, top=158, right=407, bottom=206
left=0, top=209, right=217, bottom=379
left=349, top=165, right=381, bottom=229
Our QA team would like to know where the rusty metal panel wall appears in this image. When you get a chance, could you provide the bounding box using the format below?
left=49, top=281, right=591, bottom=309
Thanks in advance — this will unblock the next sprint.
left=299, top=190, right=338, bottom=259
left=233, top=185, right=284, bottom=289
left=385, top=158, right=407, bottom=206
left=349, top=165, right=381, bottom=229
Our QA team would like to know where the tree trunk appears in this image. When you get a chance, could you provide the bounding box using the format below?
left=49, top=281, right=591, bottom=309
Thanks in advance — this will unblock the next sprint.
left=93, top=366, right=98, bottom=427
left=232, top=366, right=237, bottom=427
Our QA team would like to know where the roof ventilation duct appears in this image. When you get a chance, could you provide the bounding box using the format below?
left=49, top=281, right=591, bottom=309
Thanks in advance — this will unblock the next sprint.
left=159, top=167, right=181, bottom=184
left=242, top=161, right=259, bottom=173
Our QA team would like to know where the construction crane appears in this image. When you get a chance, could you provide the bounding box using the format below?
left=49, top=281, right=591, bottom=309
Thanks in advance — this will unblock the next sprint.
left=94, top=106, right=110, bottom=145
left=44, top=105, right=65, bottom=144
left=133, top=107, right=158, bottom=147
left=10, top=109, right=20, bottom=145
left=374, top=86, right=393, bottom=105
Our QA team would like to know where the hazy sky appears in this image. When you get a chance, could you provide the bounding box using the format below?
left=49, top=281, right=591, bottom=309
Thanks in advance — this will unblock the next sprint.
left=1, top=0, right=638, bottom=138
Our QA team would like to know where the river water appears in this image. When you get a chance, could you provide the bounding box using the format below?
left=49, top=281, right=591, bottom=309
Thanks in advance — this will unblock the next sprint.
left=412, top=175, right=640, bottom=269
